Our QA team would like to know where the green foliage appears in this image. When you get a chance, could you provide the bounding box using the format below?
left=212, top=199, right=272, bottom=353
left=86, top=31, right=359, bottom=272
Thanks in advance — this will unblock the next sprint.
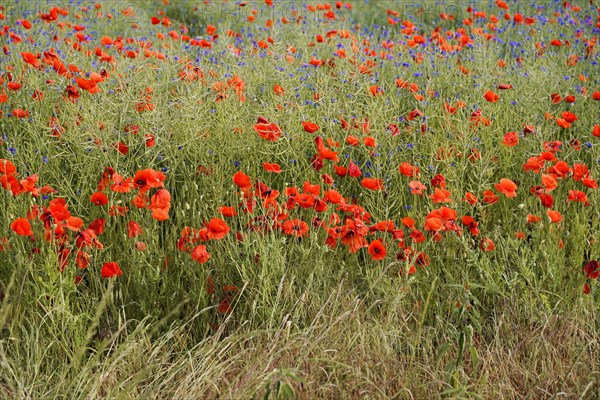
left=0, top=0, right=599, bottom=398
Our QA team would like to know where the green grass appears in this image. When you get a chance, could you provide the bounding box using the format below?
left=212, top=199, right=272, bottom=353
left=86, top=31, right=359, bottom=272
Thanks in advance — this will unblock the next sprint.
left=0, top=0, right=599, bottom=398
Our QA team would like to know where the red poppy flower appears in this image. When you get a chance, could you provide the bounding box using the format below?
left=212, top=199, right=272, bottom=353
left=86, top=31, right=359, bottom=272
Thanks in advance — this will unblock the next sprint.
left=262, top=162, right=282, bottom=173
left=409, top=229, right=426, bottom=244
left=502, top=132, right=519, bottom=147
left=218, top=206, right=238, bottom=217
left=444, top=102, right=457, bottom=114
left=547, top=209, right=562, bottom=223
left=334, top=164, right=347, bottom=177
left=131, top=193, right=148, bottom=209
left=253, top=121, right=282, bottom=141
left=339, top=222, right=369, bottom=254
left=430, top=174, right=446, bottom=189
left=409, top=181, right=427, bottom=196
left=8, top=83, right=23, bottom=91
left=21, top=52, right=40, bottom=68
left=151, top=208, right=169, bottom=221
left=133, top=168, right=166, bottom=193
left=145, top=134, right=156, bottom=147
left=302, top=121, right=319, bottom=133
left=110, top=174, right=134, bottom=193
left=302, top=181, right=321, bottom=195
left=582, top=178, right=598, bottom=189
left=561, top=111, right=578, bottom=123
left=369, top=85, right=383, bottom=96
left=12, top=108, right=29, bottom=118
left=88, top=218, right=106, bottom=235
left=90, top=192, right=108, bottom=206
left=361, top=178, right=384, bottom=191
left=408, top=109, right=426, bottom=123
left=363, top=137, right=376, bottom=147
left=415, top=251, right=429, bottom=267
left=294, top=193, right=315, bottom=209
left=556, top=118, right=571, bottom=129
left=309, top=56, right=323, bottom=66
left=401, top=217, right=416, bottom=228
left=128, top=220, right=143, bottom=238
left=430, top=188, right=452, bottom=203
left=324, top=189, right=343, bottom=204
left=11, top=218, right=33, bottom=236
left=514, top=232, right=526, bottom=240
left=76, top=251, right=90, bottom=269
left=461, top=216, right=480, bottom=236
left=346, top=136, right=360, bottom=146
left=522, top=156, right=545, bottom=173
left=549, top=161, right=571, bottom=177
left=482, top=190, right=498, bottom=204
left=583, top=283, right=591, bottom=295
left=583, top=260, right=599, bottom=280
left=273, top=84, right=284, bottom=95
left=483, top=90, right=499, bottom=102
left=571, top=164, right=589, bottom=182
left=205, top=218, right=230, bottom=240
left=149, top=189, right=171, bottom=210
left=494, top=178, right=517, bottom=198
left=399, top=162, right=419, bottom=177
left=567, top=190, right=590, bottom=206
left=113, top=142, right=129, bottom=155
left=282, top=218, right=309, bottom=237
left=480, top=238, right=495, bottom=251
left=312, top=198, right=327, bottom=213
left=311, top=154, right=324, bottom=171
left=233, top=171, right=252, bottom=191
left=191, top=245, right=211, bottom=264
left=369, top=221, right=395, bottom=232
left=464, top=192, right=478, bottom=205
left=66, top=216, right=84, bottom=232
left=0, top=159, right=17, bottom=175
left=538, top=193, right=554, bottom=208
left=75, top=229, right=101, bottom=249
left=368, top=239, right=387, bottom=260
left=348, top=161, right=362, bottom=178
left=318, top=147, right=339, bottom=162
left=541, top=174, right=557, bottom=192
left=424, top=217, right=443, bottom=232
left=76, top=77, right=100, bottom=94
left=212, top=294, right=232, bottom=314
left=523, top=124, right=535, bottom=135
left=322, top=174, right=334, bottom=185
left=101, top=261, right=123, bottom=278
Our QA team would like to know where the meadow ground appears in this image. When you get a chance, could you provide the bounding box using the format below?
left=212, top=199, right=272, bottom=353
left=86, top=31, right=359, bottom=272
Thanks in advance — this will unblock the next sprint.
left=0, top=0, right=599, bottom=398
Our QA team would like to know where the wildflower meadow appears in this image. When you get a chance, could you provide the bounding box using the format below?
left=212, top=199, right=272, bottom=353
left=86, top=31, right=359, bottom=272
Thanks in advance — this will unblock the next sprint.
left=0, top=0, right=599, bottom=398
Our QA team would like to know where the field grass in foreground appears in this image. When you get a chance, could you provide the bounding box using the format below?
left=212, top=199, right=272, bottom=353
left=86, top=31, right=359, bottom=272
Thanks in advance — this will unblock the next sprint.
left=0, top=0, right=599, bottom=398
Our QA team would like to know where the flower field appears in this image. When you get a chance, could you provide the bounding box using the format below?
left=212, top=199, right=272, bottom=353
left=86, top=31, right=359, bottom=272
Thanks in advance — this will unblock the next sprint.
left=0, top=0, right=599, bottom=398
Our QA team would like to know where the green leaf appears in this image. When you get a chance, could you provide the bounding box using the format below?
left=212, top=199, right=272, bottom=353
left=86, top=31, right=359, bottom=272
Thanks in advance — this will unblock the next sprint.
left=470, top=346, right=480, bottom=375
left=278, top=383, right=295, bottom=400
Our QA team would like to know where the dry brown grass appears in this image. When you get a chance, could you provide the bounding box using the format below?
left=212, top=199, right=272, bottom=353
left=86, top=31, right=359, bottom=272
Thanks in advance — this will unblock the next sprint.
left=22, top=291, right=590, bottom=400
